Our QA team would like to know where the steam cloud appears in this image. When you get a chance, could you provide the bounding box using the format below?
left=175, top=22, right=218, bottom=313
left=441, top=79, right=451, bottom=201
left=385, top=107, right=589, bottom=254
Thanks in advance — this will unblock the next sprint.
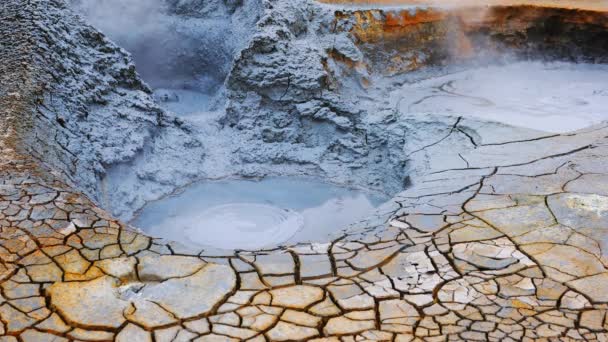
left=71, top=0, right=245, bottom=92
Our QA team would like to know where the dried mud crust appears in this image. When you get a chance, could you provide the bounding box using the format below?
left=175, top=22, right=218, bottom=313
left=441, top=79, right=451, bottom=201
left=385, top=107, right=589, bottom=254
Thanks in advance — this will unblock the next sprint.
left=2, top=0, right=608, bottom=341
left=1, top=122, right=608, bottom=341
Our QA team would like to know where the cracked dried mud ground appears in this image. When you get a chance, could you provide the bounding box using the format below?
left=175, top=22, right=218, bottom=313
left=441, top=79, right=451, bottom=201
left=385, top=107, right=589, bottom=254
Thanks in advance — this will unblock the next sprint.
left=2, top=0, right=608, bottom=341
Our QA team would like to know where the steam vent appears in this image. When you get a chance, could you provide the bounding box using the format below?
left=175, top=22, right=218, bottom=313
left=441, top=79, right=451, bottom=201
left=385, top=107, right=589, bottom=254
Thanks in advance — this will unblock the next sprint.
left=3, top=0, right=608, bottom=340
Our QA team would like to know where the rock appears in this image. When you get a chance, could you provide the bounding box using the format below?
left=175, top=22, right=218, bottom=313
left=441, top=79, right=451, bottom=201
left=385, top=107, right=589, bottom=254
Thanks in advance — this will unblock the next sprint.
left=94, top=257, right=137, bottom=280
left=116, top=324, right=152, bottom=342
left=323, top=315, right=376, bottom=335
left=267, top=321, right=319, bottom=340
left=137, top=254, right=206, bottom=280
left=20, top=330, right=69, bottom=342
left=452, top=241, right=519, bottom=270
left=270, top=285, right=324, bottom=309
left=567, top=273, right=608, bottom=303
left=47, top=263, right=235, bottom=329
left=281, top=310, right=321, bottom=327
left=138, top=264, right=236, bottom=318
left=124, top=299, right=178, bottom=328
left=379, top=299, right=419, bottom=333
left=580, top=310, right=606, bottom=330
left=46, top=276, right=129, bottom=329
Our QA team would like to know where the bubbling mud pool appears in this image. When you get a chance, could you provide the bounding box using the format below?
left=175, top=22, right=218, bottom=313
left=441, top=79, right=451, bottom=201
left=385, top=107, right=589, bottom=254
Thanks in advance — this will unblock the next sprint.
left=396, top=61, right=608, bottom=133
left=131, top=178, right=388, bottom=250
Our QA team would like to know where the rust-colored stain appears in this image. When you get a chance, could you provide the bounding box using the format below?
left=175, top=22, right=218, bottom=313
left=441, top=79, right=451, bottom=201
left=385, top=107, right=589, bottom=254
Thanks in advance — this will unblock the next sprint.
left=456, top=5, right=608, bottom=31
left=330, top=3, right=608, bottom=76
left=384, top=8, right=446, bottom=28
left=342, top=8, right=449, bottom=43
left=318, top=0, right=608, bottom=12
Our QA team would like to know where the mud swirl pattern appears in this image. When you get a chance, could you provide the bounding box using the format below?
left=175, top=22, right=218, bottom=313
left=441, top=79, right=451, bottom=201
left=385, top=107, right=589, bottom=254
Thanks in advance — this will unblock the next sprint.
left=181, top=203, right=304, bottom=250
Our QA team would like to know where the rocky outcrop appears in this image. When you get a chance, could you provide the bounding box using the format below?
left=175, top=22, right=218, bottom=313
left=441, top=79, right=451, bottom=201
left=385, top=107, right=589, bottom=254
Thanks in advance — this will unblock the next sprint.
left=223, top=0, right=469, bottom=195
left=1, top=0, right=206, bottom=217
left=223, top=0, right=608, bottom=197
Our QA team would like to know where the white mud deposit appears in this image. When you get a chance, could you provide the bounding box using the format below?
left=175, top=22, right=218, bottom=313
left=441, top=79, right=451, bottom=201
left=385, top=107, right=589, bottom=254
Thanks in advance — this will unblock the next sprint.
left=61, top=0, right=608, bottom=230
left=396, top=62, right=608, bottom=133
left=131, top=178, right=387, bottom=249
left=153, top=88, right=213, bottom=116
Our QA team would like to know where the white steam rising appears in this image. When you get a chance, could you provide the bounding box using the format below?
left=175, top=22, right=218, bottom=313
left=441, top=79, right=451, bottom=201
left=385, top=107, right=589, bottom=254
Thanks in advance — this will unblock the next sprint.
left=71, top=0, right=260, bottom=92
left=72, top=0, right=167, bottom=49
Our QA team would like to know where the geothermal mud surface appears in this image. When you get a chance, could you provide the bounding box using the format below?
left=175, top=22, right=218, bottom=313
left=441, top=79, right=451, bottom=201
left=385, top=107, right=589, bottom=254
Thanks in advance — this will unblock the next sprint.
left=132, top=178, right=388, bottom=249
left=396, top=61, right=608, bottom=132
